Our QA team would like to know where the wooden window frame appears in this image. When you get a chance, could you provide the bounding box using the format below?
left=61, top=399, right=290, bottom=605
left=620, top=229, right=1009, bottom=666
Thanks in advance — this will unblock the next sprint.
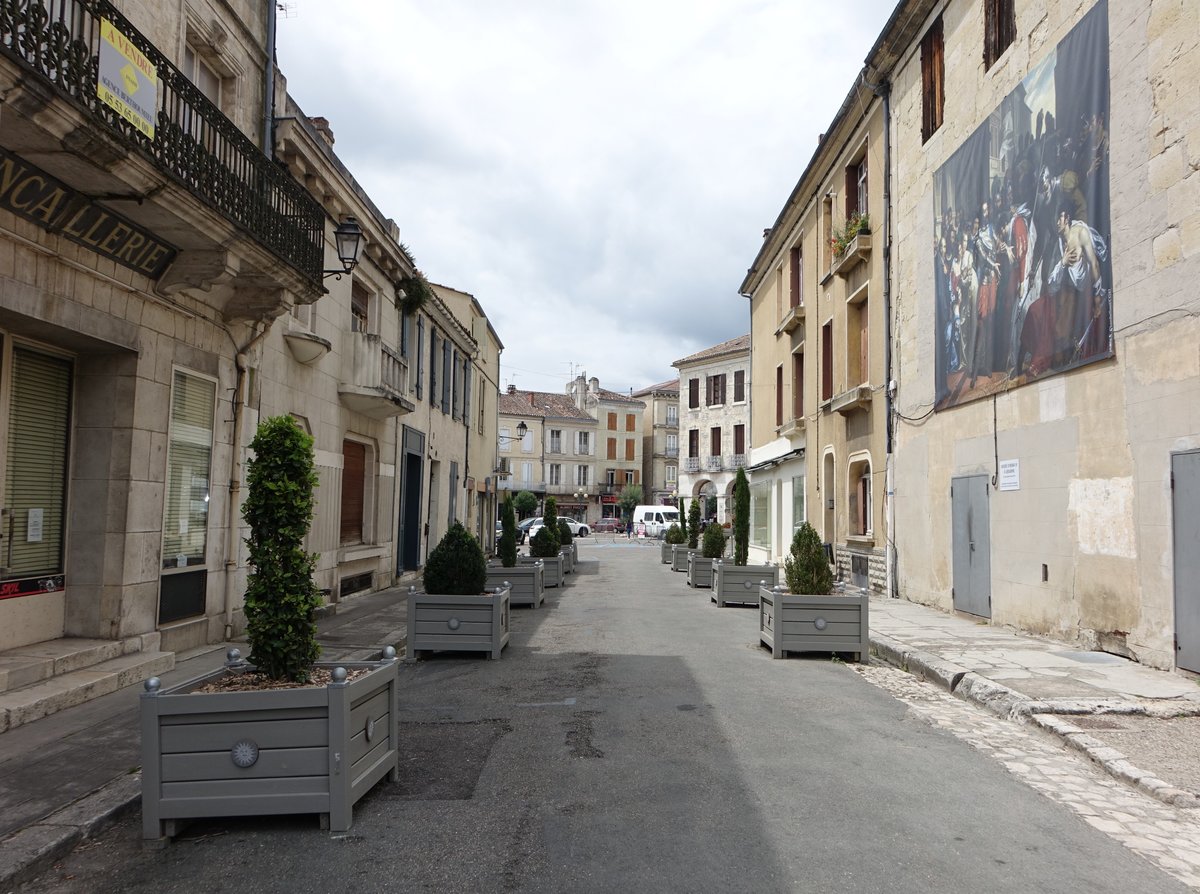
left=921, top=16, right=945, bottom=142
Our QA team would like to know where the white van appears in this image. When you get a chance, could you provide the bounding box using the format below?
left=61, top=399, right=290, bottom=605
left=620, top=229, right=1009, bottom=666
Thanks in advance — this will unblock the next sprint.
left=632, top=505, right=681, bottom=538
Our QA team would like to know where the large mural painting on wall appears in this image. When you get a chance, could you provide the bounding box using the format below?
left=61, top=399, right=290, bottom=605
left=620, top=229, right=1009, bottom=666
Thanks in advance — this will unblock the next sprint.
left=934, top=0, right=1111, bottom=409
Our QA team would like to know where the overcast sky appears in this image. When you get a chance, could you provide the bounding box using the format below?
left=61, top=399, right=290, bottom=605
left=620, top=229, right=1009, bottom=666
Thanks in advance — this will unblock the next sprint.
left=276, top=0, right=897, bottom=396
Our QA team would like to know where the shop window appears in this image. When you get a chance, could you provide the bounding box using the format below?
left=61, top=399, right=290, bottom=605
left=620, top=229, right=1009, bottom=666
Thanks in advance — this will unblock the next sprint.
left=750, top=482, right=770, bottom=547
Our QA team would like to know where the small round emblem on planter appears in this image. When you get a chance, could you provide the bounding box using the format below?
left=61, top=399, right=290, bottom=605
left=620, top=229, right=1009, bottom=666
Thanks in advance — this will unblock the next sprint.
left=366, top=717, right=376, bottom=743
left=448, top=617, right=461, bottom=630
left=231, top=739, right=260, bottom=768
left=743, top=580, right=754, bottom=590
left=814, top=617, right=828, bottom=631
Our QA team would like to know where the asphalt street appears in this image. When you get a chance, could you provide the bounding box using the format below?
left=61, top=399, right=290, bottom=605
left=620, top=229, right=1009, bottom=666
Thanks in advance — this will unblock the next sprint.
left=15, top=541, right=1190, bottom=893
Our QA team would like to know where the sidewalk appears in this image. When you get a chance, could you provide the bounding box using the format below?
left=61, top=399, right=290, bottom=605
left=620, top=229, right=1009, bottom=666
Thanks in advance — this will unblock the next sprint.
left=869, top=597, right=1200, bottom=808
left=2, top=567, right=1198, bottom=887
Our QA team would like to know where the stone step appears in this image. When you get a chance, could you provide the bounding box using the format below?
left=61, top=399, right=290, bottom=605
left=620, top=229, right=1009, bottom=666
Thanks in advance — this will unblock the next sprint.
left=0, top=638, right=135, bottom=694
left=0, top=650, right=175, bottom=734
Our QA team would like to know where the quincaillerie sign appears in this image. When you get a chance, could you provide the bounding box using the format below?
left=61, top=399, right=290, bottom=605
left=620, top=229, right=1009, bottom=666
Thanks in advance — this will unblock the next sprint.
left=0, top=148, right=177, bottom=278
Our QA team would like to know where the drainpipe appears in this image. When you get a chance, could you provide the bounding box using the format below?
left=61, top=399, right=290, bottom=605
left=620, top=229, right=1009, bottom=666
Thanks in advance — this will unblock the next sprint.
left=867, top=73, right=898, bottom=600
left=263, top=1, right=277, bottom=155
left=223, top=320, right=271, bottom=640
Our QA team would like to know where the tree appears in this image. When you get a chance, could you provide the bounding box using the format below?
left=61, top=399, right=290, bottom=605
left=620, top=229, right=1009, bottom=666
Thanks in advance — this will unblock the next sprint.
left=733, top=467, right=750, bottom=566
left=243, top=416, right=322, bottom=683
left=513, top=490, right=538, bottom=519
left=678, top=497, right=687, bottom=544
left=499, top=495, right=518, bottom=567
left=783, top=522, right=833, bottom=595
left=424, top=523, right=487, bottom=594
left=528, top=496, right=561, bottom=558
left=617, top=484, right=643, bottom=523
left=687, top=498, right=701, bottom=549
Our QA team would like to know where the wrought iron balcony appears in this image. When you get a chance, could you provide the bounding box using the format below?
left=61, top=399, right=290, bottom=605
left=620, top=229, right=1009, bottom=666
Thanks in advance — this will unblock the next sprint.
left=338, top=334, right=414, bottom=418
left=0, top=0, right=324, bottom=285
left=663, top=447, right=679, bottom=458
left=683, top=457, right=700, bottom=473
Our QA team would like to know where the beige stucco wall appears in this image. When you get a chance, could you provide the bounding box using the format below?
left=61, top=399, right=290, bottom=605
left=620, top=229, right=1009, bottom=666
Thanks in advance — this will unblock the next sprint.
left=889, top=0, right=1200, bottom=667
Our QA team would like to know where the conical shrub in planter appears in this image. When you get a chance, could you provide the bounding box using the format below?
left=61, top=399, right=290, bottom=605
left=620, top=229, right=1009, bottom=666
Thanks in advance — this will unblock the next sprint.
left=243, top=415, right=322, bottom=683
left=411, top=524, right=509, bottom=659
left=424, top=523, right=487, bottom=595
left=687, top=498, right=701, bottom=549
left=760, top=522, right=866, bottom=661
left=688, top=520, right=726, bottom=588
left=499, top=495, right=518, bottom=568
left=713, top=474, right=777, bottom=607
left=784, top=522, right=833, bottom=596
left=661, top=522, right=685, bottom=563
left=733, top=467, right=750, bottom=566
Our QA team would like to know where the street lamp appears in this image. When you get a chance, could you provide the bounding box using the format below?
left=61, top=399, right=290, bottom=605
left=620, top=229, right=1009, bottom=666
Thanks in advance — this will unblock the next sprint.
left=497, top=420, right=528, bottom=445
left=323, top=216, right=364, bottom=279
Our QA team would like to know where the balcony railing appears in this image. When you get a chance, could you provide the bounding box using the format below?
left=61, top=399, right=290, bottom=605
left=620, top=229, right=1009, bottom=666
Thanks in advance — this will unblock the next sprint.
left=683, top=457, right=700, bottom=473
left=338, top=334, right=414, bottom=418
left=728, top=454, right=747, bottom=469
left=704, top=456, right=723, bottom=472
left=0, top=0, right=324, bottom=285
left=663, top=447, right=679, bottom=458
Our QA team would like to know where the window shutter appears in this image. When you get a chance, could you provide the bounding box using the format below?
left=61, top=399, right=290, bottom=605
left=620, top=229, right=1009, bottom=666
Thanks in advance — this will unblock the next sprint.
left=734, top=370, right=745, bottom=402
left=340, top=441, right=365, bottom=544
left=689, top=378, right=699, bottom=408
left=416, top=316, right=424, bottom=399
left=463, top=361, right=471, bottom=423
left=734, top=425, right=745, bottom=455
left=5, top=348, right=72, bottom=576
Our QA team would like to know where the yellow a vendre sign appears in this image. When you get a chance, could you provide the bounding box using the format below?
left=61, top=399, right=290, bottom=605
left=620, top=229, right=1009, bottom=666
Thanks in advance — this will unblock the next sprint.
left=97, top=19, right=157, bottom=139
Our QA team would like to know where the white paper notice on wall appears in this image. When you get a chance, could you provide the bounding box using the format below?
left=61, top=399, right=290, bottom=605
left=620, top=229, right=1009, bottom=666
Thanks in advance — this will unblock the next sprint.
left=26, top=508, right=43, bottom=542
left=998, top=460, right=1020, bottom=492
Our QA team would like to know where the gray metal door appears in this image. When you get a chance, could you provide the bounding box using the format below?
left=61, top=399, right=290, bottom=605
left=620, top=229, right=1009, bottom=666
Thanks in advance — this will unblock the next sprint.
left=951, top=475, right=991, bottom=618
left=1173, top=450, right=1200, bottom=672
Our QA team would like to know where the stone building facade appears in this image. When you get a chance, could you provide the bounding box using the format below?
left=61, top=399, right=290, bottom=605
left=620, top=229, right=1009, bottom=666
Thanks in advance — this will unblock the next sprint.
left=0, top=1, right=502, bottom=674
left=633, top=378, right=681, bottom=506
left=869, top=0, right=1199, bottom=669
left=673, top=336, right=750, bottom=526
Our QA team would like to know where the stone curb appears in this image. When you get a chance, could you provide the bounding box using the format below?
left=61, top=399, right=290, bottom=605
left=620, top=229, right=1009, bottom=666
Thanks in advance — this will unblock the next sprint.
left=1030, top=713, right=1200, bottom=810
left=868, top=631, right=1197, bottom=811
left=0, top=774, right=141, bottom=890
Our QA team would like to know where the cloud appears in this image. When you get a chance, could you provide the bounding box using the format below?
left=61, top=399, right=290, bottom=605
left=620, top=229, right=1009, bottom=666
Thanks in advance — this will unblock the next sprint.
left=277, top=0, right=896, bottom=394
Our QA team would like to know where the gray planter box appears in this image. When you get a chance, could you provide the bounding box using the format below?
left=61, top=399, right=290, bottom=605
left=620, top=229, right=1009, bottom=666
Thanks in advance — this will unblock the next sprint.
left=559, top=546, right=574, bottom=575
left=487, top=563, right=544, bottom=607
left=672, top=546, right=701, bottom=572
left=408, top=586, right=511, bottom=660
left=521, top=554, right=563, bottom=587
left=140, top=653, right=399, bottom=841
left=758, top=586, right=869, bottom=662
left=661, top=540, right=675, bottom=564
left=687, top=553, right=717, bottom=588
left=712, top=562, right=779, bottom=607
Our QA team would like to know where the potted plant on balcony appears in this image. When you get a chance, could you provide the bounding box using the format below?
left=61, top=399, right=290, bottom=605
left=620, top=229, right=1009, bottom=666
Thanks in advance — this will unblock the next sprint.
left=759, top=522, right=868, bottom=662
left=140, top=416, right=399, bottom=841
left=521, top=496, right=563, bottom=586
left=713, top=468, right=778, bottom=606
left=688, top=522, right=726, bottom=588
left=488, top=495, right=543, bottom=607
left=410, top=523, right=511, bottom=659
left=672, top=498, right=703, bottom=571
left=661, top=523, right=684, bottom=564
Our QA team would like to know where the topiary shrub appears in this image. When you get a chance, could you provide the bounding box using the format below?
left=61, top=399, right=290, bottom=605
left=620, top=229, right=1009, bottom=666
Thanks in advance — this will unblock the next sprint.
left=678, top=498, right=688, bottom=544
left=733, top=467, right=750, bottom=566
left=783, top=522, right=833, bottom=595
left=499, top=495, right=518, bottom=567
left=529, top=526, right=559, bottom=558
left=687, top=499, right=701, bottom=549
left=557, top=519, right=573, bottom=548
left=664, top=523, right=685, bottom=545
left=424, top=523, right=487, bottom=595
left=541, top=496, right=560, bottom=551
left=702, top=521, right=727, bottom=560
left=243, top=416, right=322, bottom=683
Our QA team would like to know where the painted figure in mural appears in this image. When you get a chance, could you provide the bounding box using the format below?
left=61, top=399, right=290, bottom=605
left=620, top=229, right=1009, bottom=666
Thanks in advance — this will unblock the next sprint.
left=1048, top=206, right=1109, bottom=364
left=970, top=201, right=1002, bottom=384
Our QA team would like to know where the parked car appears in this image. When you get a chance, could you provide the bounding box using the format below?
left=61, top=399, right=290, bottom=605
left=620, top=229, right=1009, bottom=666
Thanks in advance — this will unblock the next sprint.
left=496, top=520, right=526, bottom=544
left=527, top=516, right=589, bottom=541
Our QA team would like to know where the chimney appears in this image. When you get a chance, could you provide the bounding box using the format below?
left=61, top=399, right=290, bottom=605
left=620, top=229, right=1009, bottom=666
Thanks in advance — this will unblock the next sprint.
left=311, top=116, right=335, bottom=147
left=506, top=384, right=517, bottom=394
left=588, top=377, right=599, bottom=394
